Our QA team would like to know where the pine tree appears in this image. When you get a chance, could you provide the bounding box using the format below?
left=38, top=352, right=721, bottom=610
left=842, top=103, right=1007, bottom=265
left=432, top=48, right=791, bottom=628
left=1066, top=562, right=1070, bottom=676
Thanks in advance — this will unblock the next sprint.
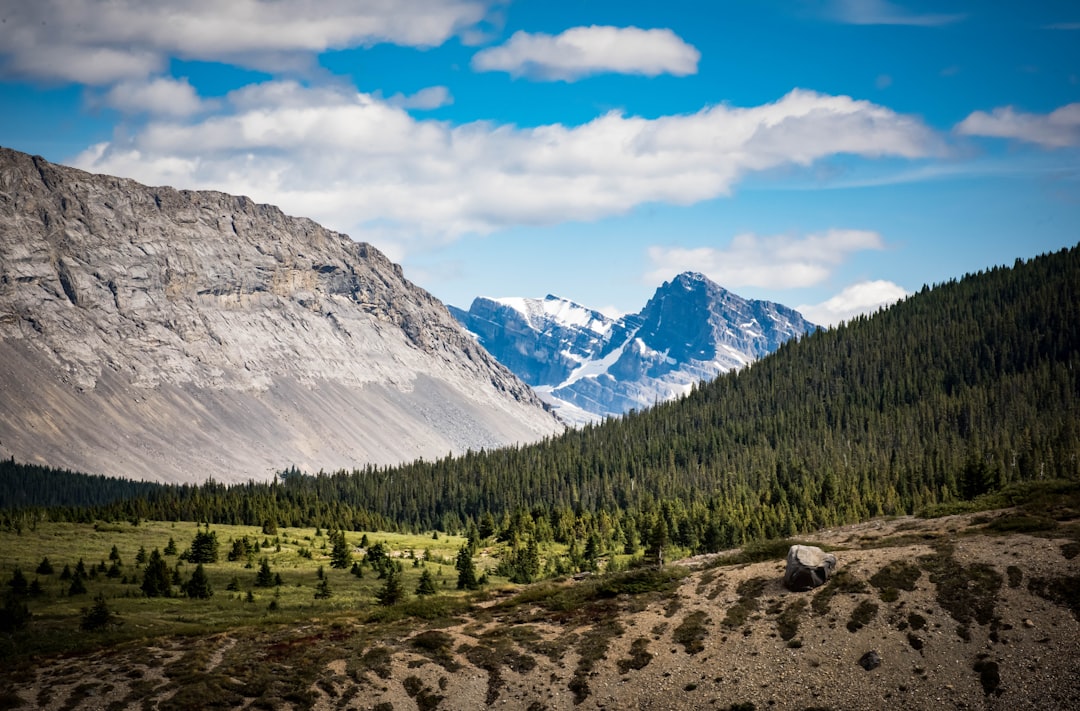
left=164, top=537, right=177, bottom=556
left=376, top=562, right=406, bottom=606
left=7, top=568, right=28, bottom=597
left=67, top=571, right=88, bottom=596
left=255, top=557, right=275, bottom=588
left=185, top=529, right=219, bottom=563
left=183, top=564, right=213, bottom=599
left=415, top=568, right=437, bottom=596
left=81, top=593, right=116, bottom=630
left=36, top=557, right=54, bottom=575
left=314, top=576, right=332, bottom=599
left=141, top=549, right=172, bottom=597
left=135, top=546, right=147, bottom=566
left=109, top=545, right=121, bottom=561
left=330, top=531, right=352, bottom=569
left=455, top=545, right=479, bottom=590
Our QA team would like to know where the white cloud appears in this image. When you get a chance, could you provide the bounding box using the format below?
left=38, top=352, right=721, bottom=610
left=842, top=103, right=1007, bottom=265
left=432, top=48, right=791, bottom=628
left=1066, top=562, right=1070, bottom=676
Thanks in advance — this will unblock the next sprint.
left=645, top=230, right=887, bottom=289
left=72, top=84, right=939, bottom=253
left=797, top=280, right=909, bottom=326
left=827, top=0, right=965, bottom=26
left=471, top=26, right=700, bottom=81
left=0, top=0, right=494, bottom=84
left=955, top=103, right=1080, bottom=148
left=385, top=86, right=454, bottom=110
left=101, top=77, right=208, bottom=117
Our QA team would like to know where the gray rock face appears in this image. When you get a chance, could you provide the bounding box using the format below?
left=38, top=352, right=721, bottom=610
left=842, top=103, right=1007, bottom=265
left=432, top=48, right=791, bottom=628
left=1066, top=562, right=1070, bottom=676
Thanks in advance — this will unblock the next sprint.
left=783, top=545, right=837, bottom=591
left=0, top=146, right=562, bottom=483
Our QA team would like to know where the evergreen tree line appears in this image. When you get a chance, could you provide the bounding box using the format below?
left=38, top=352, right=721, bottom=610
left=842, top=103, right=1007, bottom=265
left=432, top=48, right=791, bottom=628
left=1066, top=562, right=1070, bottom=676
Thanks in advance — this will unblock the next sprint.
left=1, top=246, right=1077, bottom=554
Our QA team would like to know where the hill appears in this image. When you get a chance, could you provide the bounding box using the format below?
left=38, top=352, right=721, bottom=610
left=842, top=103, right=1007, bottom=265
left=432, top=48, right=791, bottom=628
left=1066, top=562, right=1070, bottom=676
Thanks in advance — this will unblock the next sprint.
left=0, top=147, right=561, bottom=484
left=2, top=506, right=1078, bottom=710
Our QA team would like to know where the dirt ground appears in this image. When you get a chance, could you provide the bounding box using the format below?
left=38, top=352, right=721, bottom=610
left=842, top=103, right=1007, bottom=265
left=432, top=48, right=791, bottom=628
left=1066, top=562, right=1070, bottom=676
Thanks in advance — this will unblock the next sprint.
left=4, top=509, right=1079, bottom=711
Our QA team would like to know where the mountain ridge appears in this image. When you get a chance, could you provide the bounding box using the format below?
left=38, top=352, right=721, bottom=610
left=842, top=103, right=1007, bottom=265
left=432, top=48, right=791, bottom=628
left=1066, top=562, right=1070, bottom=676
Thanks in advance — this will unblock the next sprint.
left=451, top=271, right=816, bottom=422
left=0, top=146, right=562, bottom=483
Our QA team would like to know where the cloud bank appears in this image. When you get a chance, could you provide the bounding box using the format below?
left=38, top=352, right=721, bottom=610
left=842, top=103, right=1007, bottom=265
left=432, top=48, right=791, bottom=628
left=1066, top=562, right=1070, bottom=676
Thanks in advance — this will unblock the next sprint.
left=798, top=280, right=909, bottom=326
left=646, top=230, right=888, bottom=289
left=471, top=26, right=700, bottom=81
left=956, top=103, right=1080, bottom=148
left=73, top=85, right=941, bottom=253
left=0, top=0, right=494, bottom=84
left=827, top=0, right=965, bottom=27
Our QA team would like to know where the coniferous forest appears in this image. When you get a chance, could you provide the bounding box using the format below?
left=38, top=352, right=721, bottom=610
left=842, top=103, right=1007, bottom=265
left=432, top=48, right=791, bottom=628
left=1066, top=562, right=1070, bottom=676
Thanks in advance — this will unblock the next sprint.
left=2, top=246, right=1077, bottom=557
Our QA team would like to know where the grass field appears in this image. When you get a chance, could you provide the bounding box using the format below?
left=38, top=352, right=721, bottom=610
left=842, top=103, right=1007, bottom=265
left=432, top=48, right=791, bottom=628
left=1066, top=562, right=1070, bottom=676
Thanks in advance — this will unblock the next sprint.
left=0, top=520, right=482, bottom=659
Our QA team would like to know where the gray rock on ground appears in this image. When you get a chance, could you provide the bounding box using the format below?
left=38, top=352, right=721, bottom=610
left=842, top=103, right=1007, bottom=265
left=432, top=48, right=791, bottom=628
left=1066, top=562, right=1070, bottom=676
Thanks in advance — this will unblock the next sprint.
left=783, top=544, right=837, bottom=591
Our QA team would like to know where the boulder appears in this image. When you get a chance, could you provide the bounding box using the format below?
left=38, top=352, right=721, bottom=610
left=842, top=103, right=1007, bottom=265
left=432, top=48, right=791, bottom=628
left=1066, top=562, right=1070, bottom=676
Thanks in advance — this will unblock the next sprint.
left=783, top=545, right=837, bottom=591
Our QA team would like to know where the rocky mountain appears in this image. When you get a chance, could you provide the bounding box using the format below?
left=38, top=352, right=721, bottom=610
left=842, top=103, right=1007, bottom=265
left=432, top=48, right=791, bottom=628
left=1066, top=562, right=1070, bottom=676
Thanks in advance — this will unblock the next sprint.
left=451, top=272, right=816, bottom=422
left=0, top=146, right=562, bottom=484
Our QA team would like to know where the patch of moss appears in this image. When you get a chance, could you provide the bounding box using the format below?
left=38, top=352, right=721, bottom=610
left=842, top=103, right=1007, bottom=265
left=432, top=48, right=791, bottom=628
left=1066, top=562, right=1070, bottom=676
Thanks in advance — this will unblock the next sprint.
left=869, top=561, right=921, bottom=602
left=569, top=620, right=623, bottom=704
left=616, top=637, right=653, bottom=673
left=846, top=600, right=878, bottom=633
left=972, top=657, right=1002, bottom=696
left=359, top=646, right=395, bottom=680
left=673, top=610, right=710, bottom=654
left=409, top=630, right=461, bottom=673
left=986, top=514, right=1058, bottom=534
left=919, top=542, right=1002, bottom=626
left=722, top=577, right=768, bottom=629
left=1027, top=575, right=1080, bottom=621
left=402, top=675, right=443, bottom=711
left=811, top=569, right=866, bottom=615
left=776, top=598, right=807, bottom=641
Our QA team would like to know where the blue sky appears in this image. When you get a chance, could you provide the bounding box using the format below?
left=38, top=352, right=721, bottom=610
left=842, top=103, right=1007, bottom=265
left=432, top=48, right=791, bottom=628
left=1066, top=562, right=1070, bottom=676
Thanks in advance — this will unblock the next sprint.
left=1, top=0, right=1078, bottom=324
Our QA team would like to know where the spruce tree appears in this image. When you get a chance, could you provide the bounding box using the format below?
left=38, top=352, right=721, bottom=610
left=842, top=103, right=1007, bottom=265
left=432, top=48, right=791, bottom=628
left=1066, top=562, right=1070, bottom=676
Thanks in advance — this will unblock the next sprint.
left=455, top=545, right=479, bottom=590
left=255, top=557, right=275, bottom=587
left=183, top=564, right=213, bottom=599
left=36, top=557, right=54, bottom=575
left=415, top=568, right=437, bottom=596
left=141, top=549, right=172, bottom=597
left=80, top=593, right=116, bottom=630
left=330, top=531, right=352, bottom=569
left=376, top=562, right=406, bottom=606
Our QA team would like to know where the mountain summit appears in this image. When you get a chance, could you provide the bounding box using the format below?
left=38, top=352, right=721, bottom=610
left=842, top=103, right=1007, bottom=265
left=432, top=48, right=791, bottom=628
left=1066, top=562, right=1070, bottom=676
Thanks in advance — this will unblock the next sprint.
left=451, top=272, right=815, bottom=422
left=0, top=147, right=561, bottom=483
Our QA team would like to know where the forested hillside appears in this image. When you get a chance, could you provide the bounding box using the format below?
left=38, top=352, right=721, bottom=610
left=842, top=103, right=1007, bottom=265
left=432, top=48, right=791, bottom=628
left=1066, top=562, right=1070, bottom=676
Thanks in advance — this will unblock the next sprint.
left=3, top=247, right=1077, bottom=556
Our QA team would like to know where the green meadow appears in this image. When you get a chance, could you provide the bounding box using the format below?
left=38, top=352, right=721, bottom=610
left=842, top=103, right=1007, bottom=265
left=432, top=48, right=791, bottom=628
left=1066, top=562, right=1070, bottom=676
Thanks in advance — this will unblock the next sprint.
left=0, top=520, right=485, bottom=659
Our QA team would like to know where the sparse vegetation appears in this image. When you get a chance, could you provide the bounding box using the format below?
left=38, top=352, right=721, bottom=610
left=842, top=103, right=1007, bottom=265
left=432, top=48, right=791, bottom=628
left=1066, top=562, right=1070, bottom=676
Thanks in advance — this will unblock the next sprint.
left=673, top=610, right=709, bottom=654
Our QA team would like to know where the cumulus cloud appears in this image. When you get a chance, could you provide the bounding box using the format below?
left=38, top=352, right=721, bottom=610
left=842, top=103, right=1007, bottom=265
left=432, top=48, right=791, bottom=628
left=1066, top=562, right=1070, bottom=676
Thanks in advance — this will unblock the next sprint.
left=826, top=0, right=965, bottom=26
left=384, top=86, right=454, bottom=110
left=471, top=26, right=700, bottom=81
left=955, top=103, right=1080, bottom=148
left=101, top=77, right=208, bottom=117
left=72, top=84, right=939, bottom=251
left=645, top=230, right=887, bottom=289
left=0, top=0, right=493, bottom=84
left=797, top=280, right=909, bottom=326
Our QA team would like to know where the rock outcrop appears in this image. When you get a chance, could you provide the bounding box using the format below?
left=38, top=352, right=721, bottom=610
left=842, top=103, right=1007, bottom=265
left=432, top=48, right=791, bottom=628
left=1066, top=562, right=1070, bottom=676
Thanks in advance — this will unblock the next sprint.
left=0, top=146, right=562, bottom=483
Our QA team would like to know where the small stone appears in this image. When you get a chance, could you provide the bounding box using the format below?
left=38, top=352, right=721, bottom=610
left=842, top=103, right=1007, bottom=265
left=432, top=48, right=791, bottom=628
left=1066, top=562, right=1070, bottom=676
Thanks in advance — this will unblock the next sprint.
left=859, top=651, right=883, bottom=671
left=1023, top=619, right=1035, bottom=628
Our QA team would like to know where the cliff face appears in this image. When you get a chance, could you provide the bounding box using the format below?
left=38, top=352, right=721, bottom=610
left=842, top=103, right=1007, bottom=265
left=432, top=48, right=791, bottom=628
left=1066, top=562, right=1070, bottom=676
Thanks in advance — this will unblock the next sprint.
left=0, top=147, right=561, bottom=483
